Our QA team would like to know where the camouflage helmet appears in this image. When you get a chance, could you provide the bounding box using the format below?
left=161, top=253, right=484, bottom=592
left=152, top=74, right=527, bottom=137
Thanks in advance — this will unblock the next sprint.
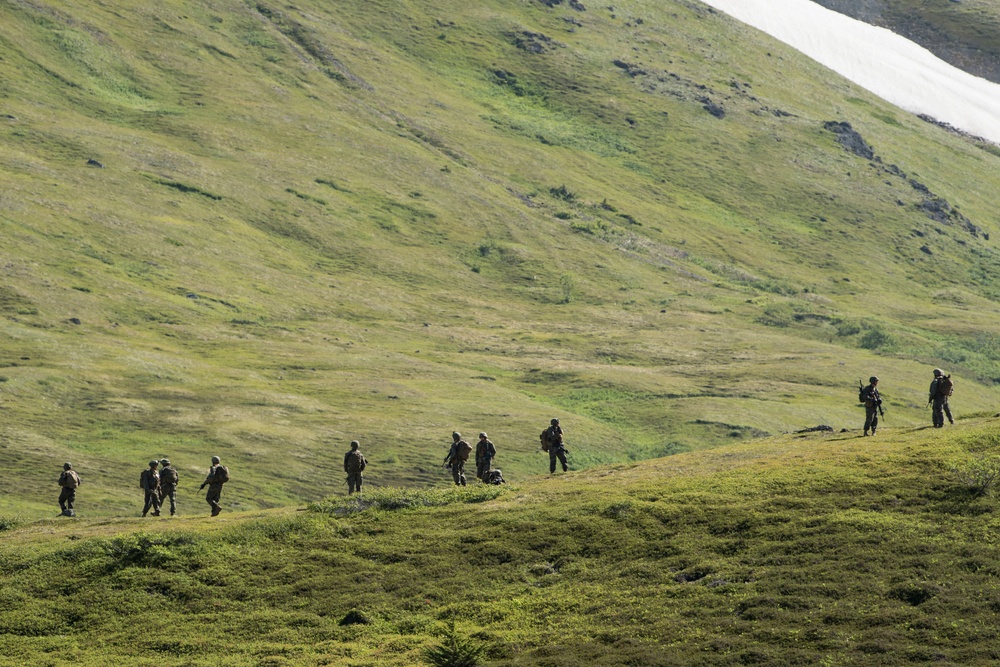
left=933, top=368, right=944, bottom=377
left=63, top=462, right=73, bottom=470
left=479, top=432, right=488, bottom=439
left=148, top=460, right=159, bottom=467
left=350, top=440, right=359, bottom=450
left=160, top=458, right=170, bottom=466
left=869, top=376, right=879, bottom=383
left=211, top=455, right=221, bottom=464
left=551, top=418, right=560, bottom=425
left=452, top=431, right=461, bottom=440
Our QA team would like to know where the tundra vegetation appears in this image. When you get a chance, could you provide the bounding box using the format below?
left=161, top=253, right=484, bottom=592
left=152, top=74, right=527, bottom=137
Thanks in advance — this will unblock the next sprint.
left=3, top=0, right=1000, bottom=662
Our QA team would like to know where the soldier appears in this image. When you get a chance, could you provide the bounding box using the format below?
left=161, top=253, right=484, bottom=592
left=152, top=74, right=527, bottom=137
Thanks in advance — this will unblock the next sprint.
left=199, top=455, right=229, bottom=516
left=158, top=458, right=179, bottom=516
left=475, top=432, right=496, bottom=481
left=57, top=462, right=81, bottom=517
left=929, top=368, right=955, bottom=428
left=444, top=431, right=471, bottom=486
left=860, top=376, right=882, bottom=436
left=140, top=460, right=162, bottom=517
left=542, top=418, right=569, bottom=474
left=344, top=440, right=367, bottom=494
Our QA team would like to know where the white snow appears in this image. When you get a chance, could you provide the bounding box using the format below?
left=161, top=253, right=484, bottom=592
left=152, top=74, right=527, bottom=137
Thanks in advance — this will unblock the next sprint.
left=700, top=0, right=1000, bottom=144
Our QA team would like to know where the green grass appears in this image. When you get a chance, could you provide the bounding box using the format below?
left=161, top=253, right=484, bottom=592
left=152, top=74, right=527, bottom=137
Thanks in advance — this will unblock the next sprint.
left=5, top=420, right=1000, bottom=664
left=3, top=0, right=1000, bottom=521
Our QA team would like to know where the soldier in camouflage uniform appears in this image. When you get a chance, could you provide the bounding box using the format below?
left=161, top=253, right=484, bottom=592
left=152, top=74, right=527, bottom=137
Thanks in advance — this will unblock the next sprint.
left=543, top=418, right=569, bottom=474
left=58, top=462, right=81, bottom=517
left=140, top=460, right=162, bottom=517
left=344, top=440, right=367, bottom=494
left=860, top=376, right=881, bottom=436
left=929, top=368, right=955, bottom=428
left=444, top=431, right=470, bottom=486
left=158, top=458, right=179, bottom=516
left=475, top=432, right=496, bottom=481
left=199, top=455, right=229, bottom=516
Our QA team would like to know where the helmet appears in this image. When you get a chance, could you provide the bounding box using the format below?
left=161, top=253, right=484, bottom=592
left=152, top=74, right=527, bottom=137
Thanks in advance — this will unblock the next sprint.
left=551, top=418, right=560, bottom=425
left=211, top=456, right=221, bottom=464
left=479, top=432, right=487, bottom=439
left=933, top=368, right=944, bottom=377
left=63, top=462, right=72, bottom=470
left=160, top=459, right=170, bottom=466
left=350, top=440, right=359, bottom=450
left=148, top=460, right=159, bottom=467
left=452, top=431, right=461, bottom=440
left=869, top=376, right=879, bottom=383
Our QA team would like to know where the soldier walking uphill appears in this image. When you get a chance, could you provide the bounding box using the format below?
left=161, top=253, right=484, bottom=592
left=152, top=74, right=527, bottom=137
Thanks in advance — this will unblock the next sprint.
left=344, top=440, right=367, bottom=494
left=158, top=458, right=179, bottom=516
left=444, top=432, right=472, bottom=486
left=541, top=418, right=569, bottom=474
left=58, top=462, right=81, bottom=517
left=860, top=376, right=882, bottom=436
left=199, top=456, right=230, bottom=516
left=929, top=368, right=955, bottom=428
left=475, top=432, right=496, bottom=481
left=140, top=460, right=162, bottom=517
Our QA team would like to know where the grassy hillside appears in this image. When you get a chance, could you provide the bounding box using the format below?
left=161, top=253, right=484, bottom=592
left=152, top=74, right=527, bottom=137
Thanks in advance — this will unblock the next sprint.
left=4, top=420, right=1000, bottom=665
left=3, top=0, right=1000, bottom=517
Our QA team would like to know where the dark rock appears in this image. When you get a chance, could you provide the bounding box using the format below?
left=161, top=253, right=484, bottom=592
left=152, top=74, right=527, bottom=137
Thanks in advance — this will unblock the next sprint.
left=700, top=98, right=725, bottom=118
left=86, top=158, right=105, bottom=168
left=824, top=121, right=874, bottom=159
left=68, top=317, right=81, bottom=325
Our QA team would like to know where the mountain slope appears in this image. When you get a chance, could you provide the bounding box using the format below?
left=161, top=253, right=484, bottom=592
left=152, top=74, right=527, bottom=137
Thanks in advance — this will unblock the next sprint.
left=4, top=420, right=1000, bottom=665
left=3, top=0, right=1000, bottom=516
left=812, top=0, right=1000, bottom=83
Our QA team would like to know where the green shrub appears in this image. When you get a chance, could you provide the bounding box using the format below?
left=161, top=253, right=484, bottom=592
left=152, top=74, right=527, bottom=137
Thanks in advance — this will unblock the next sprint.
left=422, top=620, right=485, bottom=667
left=308, top=485, right=509, bottom=515
left=949, top=453, right=1000, bottom=497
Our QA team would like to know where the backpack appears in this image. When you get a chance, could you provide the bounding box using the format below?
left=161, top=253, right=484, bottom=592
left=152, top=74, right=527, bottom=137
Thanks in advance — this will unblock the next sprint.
left=858, top=385, right=866, bottom=404
left=214, top=465, right=230, bottom=484
left=139, top=469, right=156, bottom=489
left=456, top=440, right=472, bottom=462
left=484, top=469, right=506, bottom=485
left=938, top=375, right=954, bottom=397
left=162, top=467, right=179, bottom=486
left=346, top=450, right=366, bottom=473
left=62, top=471, right=80, bottom=489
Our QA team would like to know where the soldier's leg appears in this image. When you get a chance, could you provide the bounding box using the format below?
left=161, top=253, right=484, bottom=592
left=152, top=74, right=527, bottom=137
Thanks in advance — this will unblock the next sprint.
left=558, top=449, right=568, bottom=472
left=864, top=408, right=874, bottom=435
left=168, top=490, right=177, bottom=515
left=207, top=486, right=222, bottom=515
left=549, top=449, right=557, bottom=474
left=142, top=492, right=153, bottom=517
left=932, top=400, right=944, bottom=427
left=356, top=473, right=362, bottom=494
left=452, top=464, right=462, bottom=486
left=943, top=399, right=954, bottom=424
left=59, top=488, right=69, bottom=512
left=870, top=411, right=878, bottom=435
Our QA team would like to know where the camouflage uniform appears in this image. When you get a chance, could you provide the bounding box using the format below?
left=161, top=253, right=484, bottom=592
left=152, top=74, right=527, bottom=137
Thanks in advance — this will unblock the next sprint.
left=140, top=461, right=161, bottom=517
left=929, top=369, right=954, bottom=428
left=861, top=377, right=881, bottom=436
left=544, top=421, right=568, bottom=474
left=344, top=441, right=367, bottom=494
left=158, top=459, right=179, bottom=515
left=475, top=433, right=496, bottom=480
left=445, top=432, right=470, bottom=486
left=200, top=456, right=228, bottom=516
left=58, top=463, right=81, bottom=517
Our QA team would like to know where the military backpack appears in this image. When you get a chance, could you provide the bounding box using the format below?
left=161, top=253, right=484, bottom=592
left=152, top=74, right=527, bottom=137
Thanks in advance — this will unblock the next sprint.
left=938, top=375, right=954, bottom=397
left=456, top=440, right=472, bottom=462
left=213, top=465, right=230, bottom=484
left=161, top=467, right=179, bottom=486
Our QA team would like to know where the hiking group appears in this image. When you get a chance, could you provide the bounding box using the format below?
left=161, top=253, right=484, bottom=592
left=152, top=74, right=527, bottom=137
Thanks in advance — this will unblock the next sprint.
left=58, top=455, right=229, bottom=518
left=56, top=368, right=957, bottom=517
left=859, top=367, right=956, bottom=436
